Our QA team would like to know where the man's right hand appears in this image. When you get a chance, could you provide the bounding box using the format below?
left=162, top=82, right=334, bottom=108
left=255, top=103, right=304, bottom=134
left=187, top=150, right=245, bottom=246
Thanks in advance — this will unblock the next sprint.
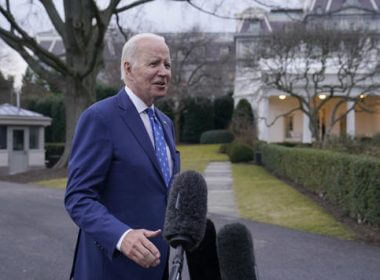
left=120, top=229, right=161, bottom=268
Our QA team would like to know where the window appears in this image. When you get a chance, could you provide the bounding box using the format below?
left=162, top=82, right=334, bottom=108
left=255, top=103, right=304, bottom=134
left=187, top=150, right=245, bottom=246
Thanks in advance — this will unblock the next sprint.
left=0, top=126, right=6, bottom=149
left=29, top=127, right=40, bottom=150
left=13, top=130, right=24, bottom=151
left=285, top=115, right=294, bottom=138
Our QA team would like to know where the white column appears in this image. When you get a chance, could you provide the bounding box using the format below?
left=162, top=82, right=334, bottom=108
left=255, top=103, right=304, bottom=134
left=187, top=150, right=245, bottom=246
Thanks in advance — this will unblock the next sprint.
left=258, top=97, right=269, bottom=142
left=39, top=127, right=44, bottom=150
left=346, top=101, right=356, bottom=137
left=302, top=112, right=312, bottom=143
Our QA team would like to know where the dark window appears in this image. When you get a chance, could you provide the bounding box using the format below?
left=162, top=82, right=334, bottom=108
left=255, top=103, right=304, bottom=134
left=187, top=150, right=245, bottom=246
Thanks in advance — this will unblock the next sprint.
left=0, top=126, right=6, bottom=149
left=29, top=127, right=40, bottom=150
left=13, top=130, right=24, bottom=151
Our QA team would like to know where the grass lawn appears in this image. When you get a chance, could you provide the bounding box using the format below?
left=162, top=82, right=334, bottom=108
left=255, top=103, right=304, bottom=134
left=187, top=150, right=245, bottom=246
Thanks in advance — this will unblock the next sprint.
left=36, top=144, right=227, bottom=188
left=35, top=144, right=356, bottom=239
left=178, top=144, right=228, bottom=172
left=233, top=163, right=356, bottom=240
left=36, top=178, right=67, bottom=189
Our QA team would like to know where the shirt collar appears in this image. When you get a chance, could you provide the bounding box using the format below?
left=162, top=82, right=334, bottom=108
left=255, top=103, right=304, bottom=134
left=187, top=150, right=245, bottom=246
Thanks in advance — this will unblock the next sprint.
left=124, top=85, right=154, bottom=114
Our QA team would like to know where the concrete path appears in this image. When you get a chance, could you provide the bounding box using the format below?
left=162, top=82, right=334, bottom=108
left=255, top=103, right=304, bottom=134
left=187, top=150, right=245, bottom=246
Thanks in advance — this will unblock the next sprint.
left=204, top=161, right=239, bottom=218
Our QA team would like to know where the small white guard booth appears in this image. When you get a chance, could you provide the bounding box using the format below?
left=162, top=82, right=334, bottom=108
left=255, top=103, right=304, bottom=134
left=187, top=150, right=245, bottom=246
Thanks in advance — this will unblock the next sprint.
left=0, top=103, right=52, bottom=175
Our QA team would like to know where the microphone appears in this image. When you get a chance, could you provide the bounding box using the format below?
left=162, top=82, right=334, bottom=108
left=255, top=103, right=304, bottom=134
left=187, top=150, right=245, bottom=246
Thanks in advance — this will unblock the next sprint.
left=163, top=170, right=208, bottom=280
left=217, top=222, right=259, bottom=280
left=186, top=218, right=222, bottom=280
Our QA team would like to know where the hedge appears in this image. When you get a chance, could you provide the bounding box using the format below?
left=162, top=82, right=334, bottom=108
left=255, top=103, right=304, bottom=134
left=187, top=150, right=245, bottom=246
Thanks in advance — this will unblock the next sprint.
left=227, top=142, right=254, bottom=163
left=200, top=130, right=234, bottom=144
left=45, top=143, right=65, bottom=168
left=181, top=97, right=214, bottom=143
left=260, top=144, right=380, bottom=225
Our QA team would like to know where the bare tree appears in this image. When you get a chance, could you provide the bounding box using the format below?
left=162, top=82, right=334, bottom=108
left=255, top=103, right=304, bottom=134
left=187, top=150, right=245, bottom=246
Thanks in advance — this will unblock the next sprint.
left=0, top=46, right=14, bottom=104
left=165, top=28, right=234, bottom=142
left=0, top=0, right=186, bottom=167
left=247, top=24, right=380, bottom=145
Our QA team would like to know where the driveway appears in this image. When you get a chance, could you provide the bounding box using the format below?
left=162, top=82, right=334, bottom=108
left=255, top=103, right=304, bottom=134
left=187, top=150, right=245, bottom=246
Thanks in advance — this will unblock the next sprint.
left=1, top=181, right=380, bottom=280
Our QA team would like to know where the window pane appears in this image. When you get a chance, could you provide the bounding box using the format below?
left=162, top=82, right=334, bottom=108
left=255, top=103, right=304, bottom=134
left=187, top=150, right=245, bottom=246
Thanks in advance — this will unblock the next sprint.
left=29, top=127, right=40, bottom=149
left=0, top=126, right=6, bottom=149
left=13, top=130, right=24, bottom=151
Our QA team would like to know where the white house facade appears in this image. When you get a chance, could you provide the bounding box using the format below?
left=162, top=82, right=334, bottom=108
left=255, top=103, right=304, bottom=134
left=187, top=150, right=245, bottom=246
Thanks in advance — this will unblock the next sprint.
left=234, top=0, right=380, bottom=143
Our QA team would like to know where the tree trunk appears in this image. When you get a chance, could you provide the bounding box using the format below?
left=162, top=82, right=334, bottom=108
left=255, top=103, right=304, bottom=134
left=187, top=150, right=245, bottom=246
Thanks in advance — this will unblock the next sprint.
left=54, top=75, right=96, bottom=168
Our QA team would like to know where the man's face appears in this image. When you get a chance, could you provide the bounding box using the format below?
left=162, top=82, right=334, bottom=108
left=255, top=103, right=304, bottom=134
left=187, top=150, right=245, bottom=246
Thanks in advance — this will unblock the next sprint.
left=124, top=38, right=171, bottom=106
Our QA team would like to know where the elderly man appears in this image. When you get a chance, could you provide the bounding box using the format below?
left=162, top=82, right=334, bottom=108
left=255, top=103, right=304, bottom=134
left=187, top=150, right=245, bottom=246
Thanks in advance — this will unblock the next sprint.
left=65, top=33, right=180, bottom=280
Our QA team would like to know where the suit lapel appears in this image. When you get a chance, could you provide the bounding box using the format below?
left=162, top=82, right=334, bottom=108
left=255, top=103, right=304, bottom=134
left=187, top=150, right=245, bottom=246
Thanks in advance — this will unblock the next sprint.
left=116, top=90, right=166, bottom=188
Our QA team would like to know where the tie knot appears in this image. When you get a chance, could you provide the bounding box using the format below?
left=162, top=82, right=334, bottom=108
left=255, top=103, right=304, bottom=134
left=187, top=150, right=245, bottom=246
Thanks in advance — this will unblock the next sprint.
left=146, top=107, right=155, bottom=119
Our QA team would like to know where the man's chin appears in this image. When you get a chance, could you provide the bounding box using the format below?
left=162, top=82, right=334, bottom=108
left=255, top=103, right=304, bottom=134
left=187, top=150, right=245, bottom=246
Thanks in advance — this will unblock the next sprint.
left=153, top=91, right=168, bottom=101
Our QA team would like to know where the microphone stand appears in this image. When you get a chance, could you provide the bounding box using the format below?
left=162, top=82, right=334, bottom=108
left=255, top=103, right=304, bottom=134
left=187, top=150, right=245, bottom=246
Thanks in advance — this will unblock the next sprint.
left=169, top=246, right=185, bottom=280
left=168, top=235, right=193, bottom=280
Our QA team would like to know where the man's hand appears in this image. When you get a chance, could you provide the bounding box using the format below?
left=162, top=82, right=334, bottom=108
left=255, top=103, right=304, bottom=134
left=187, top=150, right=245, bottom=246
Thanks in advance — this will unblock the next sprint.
left=120, top=229, right=162, bottom=268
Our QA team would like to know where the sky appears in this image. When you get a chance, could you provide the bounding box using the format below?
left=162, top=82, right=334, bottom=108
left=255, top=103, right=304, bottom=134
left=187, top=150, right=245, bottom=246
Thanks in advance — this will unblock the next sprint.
left=0, top=0, right=303, bottom=89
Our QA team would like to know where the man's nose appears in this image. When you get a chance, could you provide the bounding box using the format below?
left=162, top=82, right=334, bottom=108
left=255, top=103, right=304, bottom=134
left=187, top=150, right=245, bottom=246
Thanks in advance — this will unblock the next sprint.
left=158, top=64, right=170, bottom=76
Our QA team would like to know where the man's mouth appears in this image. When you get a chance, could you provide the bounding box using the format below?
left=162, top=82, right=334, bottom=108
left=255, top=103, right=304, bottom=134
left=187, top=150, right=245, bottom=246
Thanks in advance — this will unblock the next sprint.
left=153, top=81, right=166, bottom=86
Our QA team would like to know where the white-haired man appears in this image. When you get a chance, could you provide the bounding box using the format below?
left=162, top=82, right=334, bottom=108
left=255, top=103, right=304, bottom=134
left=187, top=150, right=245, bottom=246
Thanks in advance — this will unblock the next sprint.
left=65, top=33, right=180, bottom=280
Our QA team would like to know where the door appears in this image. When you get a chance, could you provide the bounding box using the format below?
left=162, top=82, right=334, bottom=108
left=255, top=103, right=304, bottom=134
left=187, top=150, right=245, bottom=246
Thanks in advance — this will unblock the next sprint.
left=9, top=128, right=28, bottom=174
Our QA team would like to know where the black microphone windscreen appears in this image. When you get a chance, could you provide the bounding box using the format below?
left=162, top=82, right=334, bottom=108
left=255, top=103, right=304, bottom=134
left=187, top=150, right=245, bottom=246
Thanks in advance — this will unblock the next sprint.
left=186, top=218, right=222, bottom=280
left=163, top=170, right=208, bottom=251
left=217, top=223, right=258, bottom=280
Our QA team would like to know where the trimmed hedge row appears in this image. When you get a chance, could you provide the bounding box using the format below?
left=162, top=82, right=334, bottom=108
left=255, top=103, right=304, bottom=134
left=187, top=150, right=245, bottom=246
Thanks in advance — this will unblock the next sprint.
left=260, top=144, right=380, bottom=225
left=200, top=130, right=234, bottom=144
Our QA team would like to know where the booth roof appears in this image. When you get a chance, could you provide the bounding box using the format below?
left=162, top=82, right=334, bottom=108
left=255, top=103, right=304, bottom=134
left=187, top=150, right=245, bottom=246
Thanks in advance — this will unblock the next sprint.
left=0, top=103, right=46, bottom=118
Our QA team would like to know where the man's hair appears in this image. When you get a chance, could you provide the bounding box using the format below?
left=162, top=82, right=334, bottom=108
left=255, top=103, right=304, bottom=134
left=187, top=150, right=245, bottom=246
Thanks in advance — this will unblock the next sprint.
left=120, top=33, right=166, bottom=82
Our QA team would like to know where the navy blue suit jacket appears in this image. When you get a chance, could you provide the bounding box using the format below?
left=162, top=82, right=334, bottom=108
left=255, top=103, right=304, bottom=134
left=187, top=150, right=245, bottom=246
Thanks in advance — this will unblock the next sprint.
left=65, top=88, right=180, bottom=280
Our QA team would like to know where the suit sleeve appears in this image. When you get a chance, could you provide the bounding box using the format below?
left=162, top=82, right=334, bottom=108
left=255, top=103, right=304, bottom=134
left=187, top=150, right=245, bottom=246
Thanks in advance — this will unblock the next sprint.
left=64, top=107, right=129, bottom=260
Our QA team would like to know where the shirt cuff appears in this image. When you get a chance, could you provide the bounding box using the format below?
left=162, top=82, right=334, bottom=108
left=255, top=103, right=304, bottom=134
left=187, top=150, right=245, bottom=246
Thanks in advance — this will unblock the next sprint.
left=116, top=229, right=132, bottom=251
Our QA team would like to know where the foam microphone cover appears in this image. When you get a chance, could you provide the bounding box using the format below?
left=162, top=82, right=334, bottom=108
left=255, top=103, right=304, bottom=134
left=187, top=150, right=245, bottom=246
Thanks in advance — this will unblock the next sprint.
left=217, top=223, right=258, bottom=280
left=186, top=218, right=222, bottom=280
left=163, top=170, right=208, bottom=251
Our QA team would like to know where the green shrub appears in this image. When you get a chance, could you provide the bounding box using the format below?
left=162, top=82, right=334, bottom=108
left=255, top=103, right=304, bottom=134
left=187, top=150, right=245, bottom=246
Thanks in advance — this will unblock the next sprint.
left=261, top=143, right=380, bottom=225
left=372, top=133, right=380, bottom=146
left=96, top=85, right=118, bottom=101
left=200, top=130, right=234, bottom=144
left=181, top=97, right=214, bottom=143
left=227, top=142, right=253, bottom=163
left=156, top=98, right=175, bottom=121
left=45, top=143, right=65, bottom=168
left=26, top=95, right=66, bottom=143
left=230, top=98, right=255, bottom=145
left=219, top=143, right=229, bottom=154
left=214, top=94, right=234, bottom=129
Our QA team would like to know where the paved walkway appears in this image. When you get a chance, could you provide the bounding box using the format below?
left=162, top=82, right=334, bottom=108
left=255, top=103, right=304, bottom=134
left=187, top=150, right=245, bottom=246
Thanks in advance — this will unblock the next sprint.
left=204, top=161, right=239, bottom=218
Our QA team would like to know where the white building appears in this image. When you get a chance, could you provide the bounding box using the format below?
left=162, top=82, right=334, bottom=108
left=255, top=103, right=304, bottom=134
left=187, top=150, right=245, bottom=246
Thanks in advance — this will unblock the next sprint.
left=234, top=0, right=380, bottom=143
left=0, top=103, right=51, bottom=174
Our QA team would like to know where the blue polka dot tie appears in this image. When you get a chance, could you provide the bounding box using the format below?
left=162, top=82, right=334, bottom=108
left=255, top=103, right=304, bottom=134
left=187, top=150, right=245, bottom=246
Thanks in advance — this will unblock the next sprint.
left=146, top=108, right=171, bottom=187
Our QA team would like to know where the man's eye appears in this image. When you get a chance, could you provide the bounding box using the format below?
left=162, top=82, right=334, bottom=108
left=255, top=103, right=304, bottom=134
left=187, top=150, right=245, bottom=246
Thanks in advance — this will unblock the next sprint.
left=149, top=62, right=158, bottom=66
left=165, top=64, right=171, bottom=69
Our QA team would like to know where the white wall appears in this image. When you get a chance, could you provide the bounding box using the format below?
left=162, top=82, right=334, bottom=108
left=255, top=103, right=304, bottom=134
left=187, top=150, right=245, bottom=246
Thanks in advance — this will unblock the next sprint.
left=0, top=151, right=8, bottom=167
left=268, top=97, right=303, bottom=143
left=28, top=150, right=45, bottom=166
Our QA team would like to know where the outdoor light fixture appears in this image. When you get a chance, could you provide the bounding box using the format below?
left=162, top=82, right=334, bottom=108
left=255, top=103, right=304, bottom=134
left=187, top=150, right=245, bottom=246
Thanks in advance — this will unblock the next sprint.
left=318, top=94, right=327, bottom=100
left=360, top=94, right=366, bottom=99
left=279, top=95, right=286, bottom=100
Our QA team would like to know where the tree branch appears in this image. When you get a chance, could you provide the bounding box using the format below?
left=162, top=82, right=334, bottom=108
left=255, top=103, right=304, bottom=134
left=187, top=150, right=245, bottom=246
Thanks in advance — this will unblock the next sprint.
left=114, top=0, right=154, bottom=13
left=38, top=0, right=66, bottom=43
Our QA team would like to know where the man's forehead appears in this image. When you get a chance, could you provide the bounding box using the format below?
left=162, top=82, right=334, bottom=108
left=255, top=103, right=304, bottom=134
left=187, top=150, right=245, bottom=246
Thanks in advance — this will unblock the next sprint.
left=138, top=43, right=170, bottom=59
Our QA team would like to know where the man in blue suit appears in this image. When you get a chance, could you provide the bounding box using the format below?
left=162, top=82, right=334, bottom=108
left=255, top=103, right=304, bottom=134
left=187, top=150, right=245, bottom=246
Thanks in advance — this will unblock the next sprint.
left=65, top=33, right=180, bottom=280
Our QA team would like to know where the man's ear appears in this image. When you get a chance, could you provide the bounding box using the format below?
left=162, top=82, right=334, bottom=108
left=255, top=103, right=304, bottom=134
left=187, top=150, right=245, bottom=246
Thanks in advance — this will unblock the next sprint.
left=124, top=61, right=132, bottom=76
